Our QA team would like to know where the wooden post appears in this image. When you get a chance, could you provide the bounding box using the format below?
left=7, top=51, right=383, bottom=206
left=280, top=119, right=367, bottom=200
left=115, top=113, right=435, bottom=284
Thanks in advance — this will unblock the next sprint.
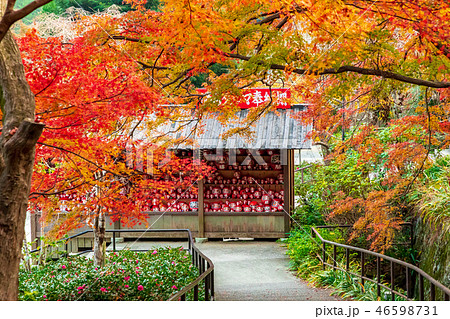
left=198, top=179, right=205, bottom=238
left=283, top=149, right=294, bottom=234
left=290, top=149, right=295, bottom=214
left=30, top=211, right=37, bottom=250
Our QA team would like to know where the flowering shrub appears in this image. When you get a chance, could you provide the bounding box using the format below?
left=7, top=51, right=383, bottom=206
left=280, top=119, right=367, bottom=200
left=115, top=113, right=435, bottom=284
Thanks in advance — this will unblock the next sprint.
left=19, top=247, right=199, bottom=301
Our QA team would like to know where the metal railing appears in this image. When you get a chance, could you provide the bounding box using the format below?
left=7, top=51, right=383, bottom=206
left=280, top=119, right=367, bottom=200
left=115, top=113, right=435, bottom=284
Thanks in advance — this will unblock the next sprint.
left=311, top=226, right=450, bottom=301
left=295, top=164, right=313, bottom=184
left=30, top=229, right=214, bottom=301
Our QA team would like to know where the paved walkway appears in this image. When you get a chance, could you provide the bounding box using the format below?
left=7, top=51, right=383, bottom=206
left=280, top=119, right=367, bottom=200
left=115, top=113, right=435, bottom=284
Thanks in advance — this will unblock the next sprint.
left=108, top=239, right=339, bottom=301
left=196, top=240, right=340, bottom=301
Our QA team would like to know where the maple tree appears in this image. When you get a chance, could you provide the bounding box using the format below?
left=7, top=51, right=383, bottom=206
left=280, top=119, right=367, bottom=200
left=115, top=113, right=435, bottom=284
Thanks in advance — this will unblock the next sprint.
left=97, top=0, right=448, bottom=251
left=17, top=18, right=215, bottom=265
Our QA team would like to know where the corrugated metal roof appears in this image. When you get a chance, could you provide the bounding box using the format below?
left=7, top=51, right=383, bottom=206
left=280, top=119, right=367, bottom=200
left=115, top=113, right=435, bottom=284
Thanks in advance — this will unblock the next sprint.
left=152, top=106, right=311, bottom=150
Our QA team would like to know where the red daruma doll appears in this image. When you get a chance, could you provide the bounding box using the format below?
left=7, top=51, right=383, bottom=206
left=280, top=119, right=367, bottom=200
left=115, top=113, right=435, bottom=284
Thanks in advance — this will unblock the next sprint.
left=261, top=194, right=270, bottom=205
left=189, top=200, right=198, bottom=211
left=211, top=202, right=221, bottom=212
left=272, top=198, right=281, bottom=211
left=212, top=186, right=221, bottom=198
left=222, top=187, right=232, bottom=198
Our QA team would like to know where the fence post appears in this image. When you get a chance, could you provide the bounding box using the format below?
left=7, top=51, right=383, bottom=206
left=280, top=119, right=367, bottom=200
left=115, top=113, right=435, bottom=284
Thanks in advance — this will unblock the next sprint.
left=390, top=261, right=395, bottom=301
left=430, top=283, right=435, bottom=301
left=361, top=252, right=365, bottom=286
left=112, top=232, right=116, bottom=252
left=211, top=269, right=215, bottom=300
left=322, top=242, right=326, bottom=270
left=346, top=248, right=350, bottom=271
left=194, top=284, right=199, bottom=301
left=376, top=256, right=381, bottom=298
left=406, top=267, right=412, bottom=299
left=205, top=275, right=210, bottom=301
left=419, top=274, right=424, bottom=301
left=333, top=245, right=337, bottom=269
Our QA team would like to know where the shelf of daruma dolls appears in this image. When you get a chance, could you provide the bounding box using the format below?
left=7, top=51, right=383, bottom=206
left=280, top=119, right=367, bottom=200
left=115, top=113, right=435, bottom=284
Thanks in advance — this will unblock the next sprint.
left=143, top=211, right=285, bottom=216
left=204, top=183, right=283, bottom=187
left=215, top=169, right=283, bottom=172
left=203, top=198, right=283, bottom=202
left=204, top=211, right=285, bottom=216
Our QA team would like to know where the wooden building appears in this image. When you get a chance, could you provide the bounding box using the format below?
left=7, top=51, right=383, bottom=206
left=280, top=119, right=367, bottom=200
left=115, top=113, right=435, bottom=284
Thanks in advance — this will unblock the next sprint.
left=32, top=95, right=312, bottom=245
left=134, top=103, right=312, bottom=239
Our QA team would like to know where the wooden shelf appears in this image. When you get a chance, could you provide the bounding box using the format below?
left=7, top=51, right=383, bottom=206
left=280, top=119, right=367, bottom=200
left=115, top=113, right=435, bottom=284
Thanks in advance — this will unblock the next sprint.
left=205, top=212, right=284, bottom=216
left=233, top=154, right=279, bottom=158
left=216, top=169, right=282, bottom=172
left=142, top=211, right=284, bottom=216
left=143, top=211, right=198, bottom=215
left=204, top=183, right=283, bottom=187
left=204, top=198, right=283, bottom=202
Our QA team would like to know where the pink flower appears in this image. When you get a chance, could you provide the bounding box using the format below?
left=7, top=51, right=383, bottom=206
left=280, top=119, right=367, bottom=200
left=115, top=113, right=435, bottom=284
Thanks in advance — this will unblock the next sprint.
left=137, top=285, right=144, bottom=291
left=43, top=295, right=47, bottom=298
left=125, top=285, right=129, bottom=288
left=78, top=291, right=82, bottom=294
left=77, top=286, right=84, bottom=290
left=172, top=285, right=177, bottom=289
left=100, top=287, right=107, bottom=292
left=152, top=250, right=157, bottom=255
left=136, top=260, right=139, bottom=264
left=124, top=276, right=130, bottom=281
left=171, top=261, right=175, bottom=265
left=175, top=271, right=178, bottom=274
left=62, top=265, right=66, bottom=269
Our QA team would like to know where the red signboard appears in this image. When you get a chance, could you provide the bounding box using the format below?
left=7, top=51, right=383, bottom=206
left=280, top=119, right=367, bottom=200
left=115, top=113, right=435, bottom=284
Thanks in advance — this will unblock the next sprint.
left=197, top=88, right=291, bottom=109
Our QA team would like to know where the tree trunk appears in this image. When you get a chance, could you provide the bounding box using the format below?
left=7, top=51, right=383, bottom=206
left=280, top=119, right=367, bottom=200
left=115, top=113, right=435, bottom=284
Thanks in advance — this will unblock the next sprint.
left=93, top=210, right=106, bottom=267
left=0, top=27, right=44, bottom=300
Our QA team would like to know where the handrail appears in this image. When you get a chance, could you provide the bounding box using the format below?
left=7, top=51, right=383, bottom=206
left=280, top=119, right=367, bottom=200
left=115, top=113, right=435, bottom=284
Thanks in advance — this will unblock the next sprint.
left=29, top=229, right=214, bottom=301
left=315, top=223, right=414, bottom=249
left=295, top=164, right=313, bottom=184
left=311, top=226, right=450, bottom=301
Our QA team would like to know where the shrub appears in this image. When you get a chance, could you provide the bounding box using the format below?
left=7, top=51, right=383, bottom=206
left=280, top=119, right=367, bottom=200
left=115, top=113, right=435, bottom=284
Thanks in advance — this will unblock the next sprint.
left=19, top=247, right=200, bottom=301
left=285, top=228, right=406, bottom=301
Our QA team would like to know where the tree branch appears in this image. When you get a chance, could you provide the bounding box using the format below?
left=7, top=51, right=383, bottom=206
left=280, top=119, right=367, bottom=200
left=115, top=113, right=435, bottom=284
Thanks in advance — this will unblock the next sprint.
left=221, top=52, right=450, bottom=88
left=37, top=141, right=121, bottom=177
left=4, top=121, right=45, bottom=153
left=0, top=0, right=53, bottom=43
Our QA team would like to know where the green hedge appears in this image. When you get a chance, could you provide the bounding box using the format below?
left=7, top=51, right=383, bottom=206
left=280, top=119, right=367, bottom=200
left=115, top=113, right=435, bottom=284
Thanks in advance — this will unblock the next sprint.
left=19, top=247, right=200, bottom=301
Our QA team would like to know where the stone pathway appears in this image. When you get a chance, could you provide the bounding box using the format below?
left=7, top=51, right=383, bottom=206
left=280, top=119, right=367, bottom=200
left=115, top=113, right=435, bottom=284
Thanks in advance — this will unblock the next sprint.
left=108, top=239, right=340, bottom=301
